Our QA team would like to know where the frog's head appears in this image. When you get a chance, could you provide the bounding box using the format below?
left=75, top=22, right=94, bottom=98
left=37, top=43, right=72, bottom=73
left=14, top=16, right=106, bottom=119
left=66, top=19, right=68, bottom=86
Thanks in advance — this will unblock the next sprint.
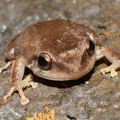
left=28, top=39, right=96, bottom=81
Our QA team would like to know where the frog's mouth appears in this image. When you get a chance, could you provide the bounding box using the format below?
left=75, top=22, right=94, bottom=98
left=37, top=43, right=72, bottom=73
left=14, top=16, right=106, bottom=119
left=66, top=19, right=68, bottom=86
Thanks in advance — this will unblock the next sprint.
left=32, top=54, right=96, bottom=81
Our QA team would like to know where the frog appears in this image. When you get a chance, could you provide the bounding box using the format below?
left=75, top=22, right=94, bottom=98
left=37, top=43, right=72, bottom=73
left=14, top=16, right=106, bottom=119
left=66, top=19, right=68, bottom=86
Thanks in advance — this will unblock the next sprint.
left=0, top=19, right=120, bottom=105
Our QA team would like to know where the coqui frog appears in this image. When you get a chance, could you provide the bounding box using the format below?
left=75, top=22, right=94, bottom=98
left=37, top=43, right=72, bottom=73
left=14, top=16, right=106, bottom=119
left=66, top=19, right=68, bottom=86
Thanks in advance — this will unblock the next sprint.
left=0, top=19, right=120, bottom=105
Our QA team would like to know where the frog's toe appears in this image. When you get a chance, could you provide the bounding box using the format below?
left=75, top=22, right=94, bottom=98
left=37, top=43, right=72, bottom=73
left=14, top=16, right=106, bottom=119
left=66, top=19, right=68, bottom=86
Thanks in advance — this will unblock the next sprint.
left=100, top=67, right=118, bottom=77
left=0, top=69, right=2, bottom=74
left=20, top=97, right=30, bottom=106
left=30, top=82, right=38, bottom=88
left=0, top=67, right=4, bottom=74
left=100, top=67, right=110, bottom=74
left=110, top=69, right=118, bottom=77
left=0, top=86, right=15, bottom=105
left=21, top=74, right=38, bottom=89
left=0, top=97, right=7, bottom=105
left=21, top=74, right=33, bottom=88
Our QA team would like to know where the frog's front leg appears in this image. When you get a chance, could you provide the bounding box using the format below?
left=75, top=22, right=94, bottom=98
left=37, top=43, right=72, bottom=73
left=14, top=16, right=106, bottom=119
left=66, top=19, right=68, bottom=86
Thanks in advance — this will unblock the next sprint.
left=0, top=54, right=30, bottom=105
left=95, top=46, right=120, bottom=77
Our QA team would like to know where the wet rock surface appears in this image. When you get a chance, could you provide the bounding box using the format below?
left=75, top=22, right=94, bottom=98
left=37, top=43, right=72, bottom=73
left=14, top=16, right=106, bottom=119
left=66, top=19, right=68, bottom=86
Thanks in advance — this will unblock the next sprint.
left=0, top=0, right=120, bottom=119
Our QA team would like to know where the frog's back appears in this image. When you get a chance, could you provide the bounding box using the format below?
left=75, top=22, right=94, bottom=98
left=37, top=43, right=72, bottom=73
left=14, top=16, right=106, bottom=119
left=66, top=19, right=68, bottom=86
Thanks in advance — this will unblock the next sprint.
left=5, top=19, right=98, bottom=62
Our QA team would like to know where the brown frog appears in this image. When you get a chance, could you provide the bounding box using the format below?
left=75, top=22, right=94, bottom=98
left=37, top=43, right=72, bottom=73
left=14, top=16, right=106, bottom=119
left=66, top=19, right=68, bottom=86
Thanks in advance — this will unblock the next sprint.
left=0, top=19, right=120, bottom=105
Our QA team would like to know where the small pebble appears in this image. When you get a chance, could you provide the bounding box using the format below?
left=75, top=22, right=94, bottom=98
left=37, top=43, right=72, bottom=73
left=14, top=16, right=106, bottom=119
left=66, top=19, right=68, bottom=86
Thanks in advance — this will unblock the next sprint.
left=83, top=4, right=101, bottom=17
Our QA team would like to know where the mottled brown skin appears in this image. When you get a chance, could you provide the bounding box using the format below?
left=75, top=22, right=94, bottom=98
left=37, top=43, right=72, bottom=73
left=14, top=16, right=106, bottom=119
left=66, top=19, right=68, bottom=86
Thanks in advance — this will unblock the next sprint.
left=0, top=19, right=120, bottom=105
left=5, top=19, right=98, bottom=80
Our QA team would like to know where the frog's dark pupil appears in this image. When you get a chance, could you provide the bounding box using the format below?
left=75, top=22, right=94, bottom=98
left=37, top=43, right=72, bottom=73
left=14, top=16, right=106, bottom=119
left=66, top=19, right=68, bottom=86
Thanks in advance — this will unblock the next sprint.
left=86, top=40, right=95, bottom=56
left=89, top=40, right=95, bottom=51
left=38, top=53, right=52, bottom=70
left=38, top=56, right=48, bottom=67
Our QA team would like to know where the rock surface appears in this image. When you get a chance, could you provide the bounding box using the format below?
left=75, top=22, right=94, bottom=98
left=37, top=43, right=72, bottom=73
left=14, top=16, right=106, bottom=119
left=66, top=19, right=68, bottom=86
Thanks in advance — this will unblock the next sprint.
left=0, top=0, right=120, bottom=120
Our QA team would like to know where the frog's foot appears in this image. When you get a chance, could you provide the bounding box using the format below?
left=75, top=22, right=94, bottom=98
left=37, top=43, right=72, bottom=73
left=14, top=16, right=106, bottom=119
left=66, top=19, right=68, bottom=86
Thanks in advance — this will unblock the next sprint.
left=0, top=86, right=15, bottom=105
left=18, top=74, right=38, bottom=105
left=0, top=74, right=37, bottom=105
left=0, top=97, right=7, bottom=105
left=100, top=67, right=117, bottom=77
left=0, top=61, right=13, bottom=74
left=0, top=85, right=30, bottom=106
left=100, top=60, right=120, bottom=77
left=21, top=74, right=38, bottom=89
left=0, top=55, right=38, bottom=105
left=18, top=90, right=30, bottom=105
left=18, top=73, right=39, bottom=105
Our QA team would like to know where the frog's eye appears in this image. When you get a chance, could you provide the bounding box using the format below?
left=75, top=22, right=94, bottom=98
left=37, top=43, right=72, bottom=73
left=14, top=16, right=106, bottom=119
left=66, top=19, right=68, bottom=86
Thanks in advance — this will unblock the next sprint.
left=38, top=53, right=52, bottom=70
left=86, top=40, right=95, bottom=55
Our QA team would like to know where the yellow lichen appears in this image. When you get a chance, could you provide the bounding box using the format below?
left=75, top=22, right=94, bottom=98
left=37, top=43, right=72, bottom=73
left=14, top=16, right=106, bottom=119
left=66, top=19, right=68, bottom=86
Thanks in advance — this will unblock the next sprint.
left=25, top=107, right=58, bottom=120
